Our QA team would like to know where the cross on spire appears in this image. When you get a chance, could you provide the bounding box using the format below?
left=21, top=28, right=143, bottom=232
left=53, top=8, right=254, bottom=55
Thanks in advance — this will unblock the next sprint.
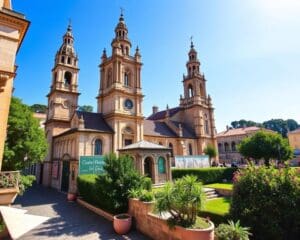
left=190, top=36, right=194, bottom=48
left=67, top=18, right=72, bottom=31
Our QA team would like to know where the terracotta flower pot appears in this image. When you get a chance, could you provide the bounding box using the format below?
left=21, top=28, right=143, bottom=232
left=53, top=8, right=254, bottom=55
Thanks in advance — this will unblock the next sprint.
left=113, top=213, right=132, bottom=235
left=0, top=187, right=19, bottom=205
left=176, top=220, right=215, bottom=240
left=67, top=192, right=77, bottom=201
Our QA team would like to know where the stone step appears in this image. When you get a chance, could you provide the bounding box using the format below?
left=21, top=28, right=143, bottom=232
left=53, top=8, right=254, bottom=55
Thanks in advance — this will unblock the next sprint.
left=206, top=194, right=219, bottom=199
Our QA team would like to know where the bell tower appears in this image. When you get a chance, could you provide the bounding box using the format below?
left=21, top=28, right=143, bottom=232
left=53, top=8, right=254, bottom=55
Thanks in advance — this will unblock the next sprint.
left=97, top=12, right=144, bottom=152
left=46, top=23, right=79, bottom=124
left=180, top=40, right=217, bottom=152
left=43, top=24, right=79, bottom=186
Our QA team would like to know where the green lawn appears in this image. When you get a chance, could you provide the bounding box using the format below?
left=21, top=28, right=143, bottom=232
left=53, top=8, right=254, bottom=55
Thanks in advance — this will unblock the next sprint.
left=203, top=197, right=231, bottom=216
left=204, top=183, right=233, bottom=190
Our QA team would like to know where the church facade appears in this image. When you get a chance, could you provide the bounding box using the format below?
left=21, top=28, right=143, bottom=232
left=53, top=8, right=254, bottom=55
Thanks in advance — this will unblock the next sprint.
left=42, top=14, right=217, bottom=192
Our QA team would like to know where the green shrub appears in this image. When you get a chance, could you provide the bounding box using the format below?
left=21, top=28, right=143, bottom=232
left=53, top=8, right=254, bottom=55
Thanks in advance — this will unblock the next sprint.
left=19, top=175, right=36, bottom=195
left=128, top=188, right=154, bottom=202
left=77, top=174, right=99, bottom=206
left=172, top=167, right=237, bottom=184
left=230, top=165, right=300, bottom=239
left=78, top=154, right=149, bottom=214
left=155, top=175, right=206, bottom=228
left=215, top=220, right=251, bottom=240
left=139, top=189, right=154, bottom=202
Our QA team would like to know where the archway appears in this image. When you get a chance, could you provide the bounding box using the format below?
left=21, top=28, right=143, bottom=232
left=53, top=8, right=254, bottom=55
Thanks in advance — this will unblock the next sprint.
left=144, top=157, right=153, bottom=181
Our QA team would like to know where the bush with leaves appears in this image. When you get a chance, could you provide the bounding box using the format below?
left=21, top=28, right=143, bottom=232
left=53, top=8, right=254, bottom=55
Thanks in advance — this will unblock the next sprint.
left=19, top=175, right=36, bottom=195
left=95, top=153, right=149, bottom=214
left=230, top=165, right=300, bottom=239
left=215, top=220, right=251, bottom=240
left=155, top=175, right=206, bottom=228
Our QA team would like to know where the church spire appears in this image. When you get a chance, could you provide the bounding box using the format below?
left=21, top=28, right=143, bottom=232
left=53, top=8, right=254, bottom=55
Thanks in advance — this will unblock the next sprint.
left=186, top=39, right=200, bottom=77
left=111, top=10, right=132, bottom=56
left=55, top=23, right=77, bottom=67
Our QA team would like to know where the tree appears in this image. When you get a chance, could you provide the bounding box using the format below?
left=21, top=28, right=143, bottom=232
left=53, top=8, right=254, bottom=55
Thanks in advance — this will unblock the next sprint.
left=95, top=153, right=147, bottom=214
left=3, top=97, right=48, bottom=171
left=78, top=105, right=93, bottom=112
left=30, top=104, right=47, bottom=113
left=230, top=166, right=300, bottom=239
left=287, top=119, right=299, bottom=132
left=204, top=144, right=217, bottom=166
left=238, top=131, right=293, bottom=166
left=231, top=120, right=262, bottom=129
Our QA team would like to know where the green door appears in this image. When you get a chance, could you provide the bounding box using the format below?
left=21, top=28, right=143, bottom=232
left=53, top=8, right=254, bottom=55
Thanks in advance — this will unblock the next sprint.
left=61, top=161, right=70, bottom=192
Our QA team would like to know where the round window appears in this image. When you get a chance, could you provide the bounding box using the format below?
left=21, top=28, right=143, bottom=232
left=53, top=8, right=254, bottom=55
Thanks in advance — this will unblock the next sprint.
left=124, top=99, right=133, bottom=110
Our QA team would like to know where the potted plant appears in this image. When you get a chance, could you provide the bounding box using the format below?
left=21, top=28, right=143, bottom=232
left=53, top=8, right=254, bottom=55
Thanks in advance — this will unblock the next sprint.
left=113, top=213, right=132, bottom=235
left=67, top=192, right=77, bottom=201
left=155, top=175, right=214, bottom=239
left=0, top=171, right=20, bottom=205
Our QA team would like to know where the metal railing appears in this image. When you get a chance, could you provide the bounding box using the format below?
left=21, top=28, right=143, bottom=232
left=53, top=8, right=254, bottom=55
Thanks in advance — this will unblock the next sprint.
left=0, top=171, right=20, bottom=189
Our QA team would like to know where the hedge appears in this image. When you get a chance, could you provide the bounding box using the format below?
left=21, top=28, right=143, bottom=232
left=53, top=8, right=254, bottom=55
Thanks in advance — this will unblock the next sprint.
left=172, top=167, right=237, bottom=184
left=77, top=174, right=100, bottom=207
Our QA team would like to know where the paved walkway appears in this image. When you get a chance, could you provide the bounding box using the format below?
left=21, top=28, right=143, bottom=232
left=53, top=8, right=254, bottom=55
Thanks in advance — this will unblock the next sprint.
left=13, top=185, right=149, bottom=240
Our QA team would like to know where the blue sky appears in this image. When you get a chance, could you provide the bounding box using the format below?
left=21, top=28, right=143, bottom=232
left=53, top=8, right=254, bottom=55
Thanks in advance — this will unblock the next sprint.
left=13, top=0, right=300, bottom=131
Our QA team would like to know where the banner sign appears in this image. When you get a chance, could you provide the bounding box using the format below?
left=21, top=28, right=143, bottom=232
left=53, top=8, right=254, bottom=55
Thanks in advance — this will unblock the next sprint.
left=79, top=156, right=105, bottom=175
left=174, top=155, right=209, bottom=168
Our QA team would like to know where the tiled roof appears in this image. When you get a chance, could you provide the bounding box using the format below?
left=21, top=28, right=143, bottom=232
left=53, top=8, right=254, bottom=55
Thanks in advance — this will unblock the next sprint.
left=119, top=140, right=170, bottom=151
left=147, top=107, right=181, bottom=120
left=76, top=111, right=114, bottom=133
left=144, top=120, right=177, bottom=137
left=217, top=126, right=263, bottom=137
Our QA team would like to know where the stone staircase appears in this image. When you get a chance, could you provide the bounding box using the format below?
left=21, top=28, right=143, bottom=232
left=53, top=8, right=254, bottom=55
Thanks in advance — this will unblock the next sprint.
left=203, top=188, right=220, bottom=200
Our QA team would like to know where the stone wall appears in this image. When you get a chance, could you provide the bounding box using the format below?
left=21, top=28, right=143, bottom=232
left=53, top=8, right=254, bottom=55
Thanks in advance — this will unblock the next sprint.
left=128, top=198, right=214, bottom=240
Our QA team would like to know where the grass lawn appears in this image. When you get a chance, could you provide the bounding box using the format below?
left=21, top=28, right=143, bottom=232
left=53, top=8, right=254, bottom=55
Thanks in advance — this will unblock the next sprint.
left=203, top=197, right=231, bottom=216
left=204, top=183, right=233, bottom=190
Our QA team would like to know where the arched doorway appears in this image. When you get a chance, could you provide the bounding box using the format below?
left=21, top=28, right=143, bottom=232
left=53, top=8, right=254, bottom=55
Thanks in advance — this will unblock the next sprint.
left=61, top=154, right=71, bottom=192
left=144, top=157, right=153, bottom=181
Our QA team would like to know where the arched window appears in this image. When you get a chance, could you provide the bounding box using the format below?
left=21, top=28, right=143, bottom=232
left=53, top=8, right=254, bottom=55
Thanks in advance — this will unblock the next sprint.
left=121, top=45, right=124, bottom=54
left=218, top=143, right=222, bottom=153
left=107, top=69, right=112, bottom=88
left=124, top=72, right=129, bottom=86
left=231, top=142, right=236, bottom=152
left=192, top=65, right=196, bottom=74
left=126, top=46, right=129, bottom=55
left=94, top=139, right=102, bottom=155
left=64, top=71, right=72, bottom=86
left=224, top=142, right=229, bottom=152
left=188, top=85, right=194, bottom=98
left=158, top=157, right=166, bottom=174
left=169, top=143, right=174, bottom=157
left=61, top=56, right=65, bottom=63
left=188, top=143, right=193, bottom=155
left=53, top=72, right=57, bottom=82
left=204, top=114, right=209, bottom=134
left=67, top=57, right=71, bottom=64
left=189, top=67, right=192, bottom=75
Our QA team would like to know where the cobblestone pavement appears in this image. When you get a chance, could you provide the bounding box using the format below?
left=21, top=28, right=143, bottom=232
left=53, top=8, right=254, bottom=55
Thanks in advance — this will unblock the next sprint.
left=13, top=185, right=149, bottom=240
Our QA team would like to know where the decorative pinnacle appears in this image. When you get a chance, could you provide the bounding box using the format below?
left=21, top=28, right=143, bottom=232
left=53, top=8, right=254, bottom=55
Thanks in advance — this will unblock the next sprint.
left=190, top=36, right=194, bottom=48
left=67, top=18, right=72, bottom=32
left=119, top=7, right=124, bottom=21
